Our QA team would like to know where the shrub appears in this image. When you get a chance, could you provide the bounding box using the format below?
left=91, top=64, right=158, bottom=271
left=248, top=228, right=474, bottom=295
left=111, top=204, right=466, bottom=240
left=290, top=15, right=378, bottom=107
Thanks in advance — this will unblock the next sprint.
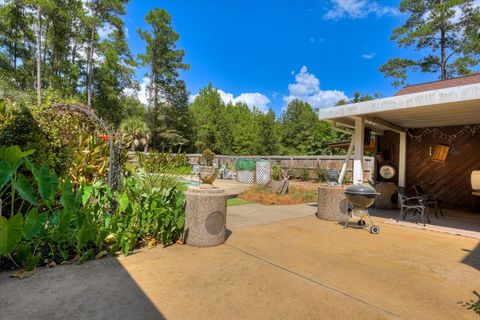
left=316, top=166, right=328, bottom=182
left=299, top=167, right=310, bottom=181
left=271, top=162, right=282, bottom=181
left=138, top=151, right=190, bottom=175
left=0, top=146, right=186, bottom=273
left=0, top=102, right=98, bottom=176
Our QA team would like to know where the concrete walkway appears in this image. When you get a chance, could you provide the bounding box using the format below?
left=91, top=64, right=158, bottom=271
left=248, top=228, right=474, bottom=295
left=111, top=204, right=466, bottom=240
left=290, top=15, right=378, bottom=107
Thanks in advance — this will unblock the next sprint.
left=1, top=205, right=479, bottom=320
left=227, top=203, right=315, bottom=228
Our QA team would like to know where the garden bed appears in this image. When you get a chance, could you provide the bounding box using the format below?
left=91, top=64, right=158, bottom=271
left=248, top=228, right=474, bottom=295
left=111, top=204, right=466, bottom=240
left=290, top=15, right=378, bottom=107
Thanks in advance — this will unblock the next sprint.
left=238, top=185, right=316, bottom=205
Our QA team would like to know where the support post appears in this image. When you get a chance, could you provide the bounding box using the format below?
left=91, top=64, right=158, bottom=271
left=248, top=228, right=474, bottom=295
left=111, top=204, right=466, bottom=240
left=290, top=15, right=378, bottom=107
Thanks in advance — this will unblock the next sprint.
left=353, top=118, right=365, bottom=185
left=398, top=132, right=407, bottom=187
left=338, top=139, right=355, bottom=185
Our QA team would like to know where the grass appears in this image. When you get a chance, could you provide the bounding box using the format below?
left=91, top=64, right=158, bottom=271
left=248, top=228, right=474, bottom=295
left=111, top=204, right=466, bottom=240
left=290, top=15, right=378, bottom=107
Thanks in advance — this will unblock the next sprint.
left=227, top=198, right=250, bottom=206
left=238, top=185, right=317, bottom=205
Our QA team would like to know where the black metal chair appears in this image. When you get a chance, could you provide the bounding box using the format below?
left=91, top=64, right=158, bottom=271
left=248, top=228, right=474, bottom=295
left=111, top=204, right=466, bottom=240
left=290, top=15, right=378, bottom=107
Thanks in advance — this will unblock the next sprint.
left=413, top=185, right=444, bottom=219
left=397, top=187, right=429, bottom=226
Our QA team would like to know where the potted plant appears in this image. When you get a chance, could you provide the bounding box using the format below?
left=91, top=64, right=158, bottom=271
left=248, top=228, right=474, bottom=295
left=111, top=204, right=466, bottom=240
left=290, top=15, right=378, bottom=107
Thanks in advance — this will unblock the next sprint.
left=199, top=149, right=216, bottom=184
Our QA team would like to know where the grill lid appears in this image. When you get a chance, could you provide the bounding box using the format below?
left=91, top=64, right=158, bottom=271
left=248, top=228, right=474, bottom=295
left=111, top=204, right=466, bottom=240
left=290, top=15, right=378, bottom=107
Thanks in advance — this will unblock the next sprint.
left=344, top=184, right=379, bottom=195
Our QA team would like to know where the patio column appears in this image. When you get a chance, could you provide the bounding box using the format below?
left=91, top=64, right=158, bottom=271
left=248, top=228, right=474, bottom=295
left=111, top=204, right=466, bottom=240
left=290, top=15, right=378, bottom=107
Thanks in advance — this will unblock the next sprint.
left=353, top=117, right=365, bottom=185
left=338, top=139, right=354, bottom=185
left=398, top=132, right=407, bottom=187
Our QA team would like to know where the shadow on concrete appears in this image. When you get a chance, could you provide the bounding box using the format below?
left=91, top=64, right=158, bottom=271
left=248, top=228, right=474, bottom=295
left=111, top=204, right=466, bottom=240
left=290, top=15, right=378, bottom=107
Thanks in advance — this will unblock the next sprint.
left=0, top=257, right=165, bottom=320
left=226, top=229, right=233, bottom=240
left=462, top=243, right=480, bottom=271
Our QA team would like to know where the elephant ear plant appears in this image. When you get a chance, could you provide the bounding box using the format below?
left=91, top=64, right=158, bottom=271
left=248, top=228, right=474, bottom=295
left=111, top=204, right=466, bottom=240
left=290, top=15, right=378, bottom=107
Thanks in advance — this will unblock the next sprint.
left=0, top=146, right=106, bottom=273
left=0, top=145, right=187, bottom=275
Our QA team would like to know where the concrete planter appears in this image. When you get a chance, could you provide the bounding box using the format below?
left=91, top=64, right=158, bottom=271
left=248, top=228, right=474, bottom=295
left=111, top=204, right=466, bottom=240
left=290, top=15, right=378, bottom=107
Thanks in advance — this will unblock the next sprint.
left=199, top=166, right=217, bottom=184
left=184, top=186, right=227, bottom=247
left=316, top=185, right=348, bottom=221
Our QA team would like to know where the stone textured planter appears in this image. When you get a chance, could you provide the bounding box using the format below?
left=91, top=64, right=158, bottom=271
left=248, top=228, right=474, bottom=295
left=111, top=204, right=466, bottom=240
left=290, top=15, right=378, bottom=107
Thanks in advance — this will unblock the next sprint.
left=316, top=185, right=348, bottom=221
left=184, top=186, right=227, bottom=247
left=199, top=166, right=216, bottom=184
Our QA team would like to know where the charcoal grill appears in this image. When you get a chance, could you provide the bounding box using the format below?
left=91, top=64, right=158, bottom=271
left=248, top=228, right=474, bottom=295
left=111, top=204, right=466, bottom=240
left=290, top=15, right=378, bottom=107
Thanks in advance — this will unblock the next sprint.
left=344, top=184, right=380, bottom=234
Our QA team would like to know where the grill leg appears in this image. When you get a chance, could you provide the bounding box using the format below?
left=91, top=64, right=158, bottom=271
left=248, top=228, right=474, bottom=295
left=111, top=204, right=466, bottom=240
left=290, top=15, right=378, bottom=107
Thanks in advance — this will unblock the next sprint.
left=367, top=210, right=375, bottom=227
left=344, top=208, right=351, bottom=229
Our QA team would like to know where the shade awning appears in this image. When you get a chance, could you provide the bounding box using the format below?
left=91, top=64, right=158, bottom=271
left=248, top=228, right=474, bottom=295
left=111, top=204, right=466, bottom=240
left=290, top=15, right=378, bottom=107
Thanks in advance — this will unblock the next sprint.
left=318, top=83, right=480, bottom=129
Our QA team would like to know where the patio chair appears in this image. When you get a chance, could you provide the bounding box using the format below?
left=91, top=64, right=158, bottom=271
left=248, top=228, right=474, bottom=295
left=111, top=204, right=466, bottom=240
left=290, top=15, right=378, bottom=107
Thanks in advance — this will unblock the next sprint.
left=218, top=164, right=234, bottom=180
left=397, top=187, right=429, bottom=226
left=413, top=185, right=444, bottom=219
left=191, top=164, right=200, bottom=178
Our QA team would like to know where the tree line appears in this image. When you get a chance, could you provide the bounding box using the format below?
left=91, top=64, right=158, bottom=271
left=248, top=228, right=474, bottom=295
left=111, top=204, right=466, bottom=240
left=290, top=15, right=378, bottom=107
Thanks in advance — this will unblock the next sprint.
left=1, top=0, right=479, bottom=156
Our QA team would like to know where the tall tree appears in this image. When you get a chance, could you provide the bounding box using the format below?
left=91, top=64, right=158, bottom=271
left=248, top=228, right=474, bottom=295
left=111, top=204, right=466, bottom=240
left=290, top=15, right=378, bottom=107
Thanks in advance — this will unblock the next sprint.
left=85, top=0, right=128, bottom=107
left=381, top=0, right=480, bottom=87
left=258, top=109, right=279, bottom=155
left=0, top=1, right=35, bottom=89
left=35, top=3, right=42, bottom=105
left=93, top=16, right=136, bottom=126
left=189, top=83, right=224, bottom=153
left=138, top=8, right=190, bottom=149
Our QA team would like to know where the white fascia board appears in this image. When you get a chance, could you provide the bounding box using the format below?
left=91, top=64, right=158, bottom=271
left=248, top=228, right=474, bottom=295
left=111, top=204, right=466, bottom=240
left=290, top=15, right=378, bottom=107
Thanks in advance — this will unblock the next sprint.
left=318, top=83, right=480, bottom=121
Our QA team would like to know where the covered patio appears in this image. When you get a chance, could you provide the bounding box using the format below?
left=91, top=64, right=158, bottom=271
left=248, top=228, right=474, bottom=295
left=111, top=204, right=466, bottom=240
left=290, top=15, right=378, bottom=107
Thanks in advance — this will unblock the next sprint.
left=318, top=75, right=480, bottom=233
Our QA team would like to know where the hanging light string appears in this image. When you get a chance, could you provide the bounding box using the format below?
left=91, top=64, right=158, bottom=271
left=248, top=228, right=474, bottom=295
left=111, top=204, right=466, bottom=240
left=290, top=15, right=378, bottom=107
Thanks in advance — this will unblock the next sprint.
left=406, top=124, right=480, bottom=151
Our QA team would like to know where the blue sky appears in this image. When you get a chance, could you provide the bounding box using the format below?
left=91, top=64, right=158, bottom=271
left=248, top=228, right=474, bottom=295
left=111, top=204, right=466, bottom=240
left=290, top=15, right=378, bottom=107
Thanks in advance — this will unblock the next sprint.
left=123, top=0, right=439, bottom=114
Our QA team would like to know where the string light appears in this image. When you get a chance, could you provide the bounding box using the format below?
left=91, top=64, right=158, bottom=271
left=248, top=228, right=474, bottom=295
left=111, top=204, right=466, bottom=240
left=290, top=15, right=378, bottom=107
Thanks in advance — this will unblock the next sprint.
left=406, top=124, right=480, bottom=152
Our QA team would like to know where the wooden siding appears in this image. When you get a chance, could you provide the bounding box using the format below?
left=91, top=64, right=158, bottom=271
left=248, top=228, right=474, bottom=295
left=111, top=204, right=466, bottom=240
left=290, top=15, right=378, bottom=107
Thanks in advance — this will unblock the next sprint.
left=379, top=126, right=480, bottom=212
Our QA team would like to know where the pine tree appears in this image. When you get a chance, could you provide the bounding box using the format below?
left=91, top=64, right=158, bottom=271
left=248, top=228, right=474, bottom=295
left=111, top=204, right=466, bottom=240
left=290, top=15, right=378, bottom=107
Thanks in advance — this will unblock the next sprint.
left=138, top=8, right=190, bottom=150
left=381, top=0, right=480, bottom=87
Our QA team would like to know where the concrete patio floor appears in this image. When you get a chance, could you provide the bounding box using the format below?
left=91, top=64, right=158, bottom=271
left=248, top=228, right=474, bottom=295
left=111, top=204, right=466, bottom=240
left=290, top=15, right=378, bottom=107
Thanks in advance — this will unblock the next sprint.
left=1, top=204, right=479, bottom=320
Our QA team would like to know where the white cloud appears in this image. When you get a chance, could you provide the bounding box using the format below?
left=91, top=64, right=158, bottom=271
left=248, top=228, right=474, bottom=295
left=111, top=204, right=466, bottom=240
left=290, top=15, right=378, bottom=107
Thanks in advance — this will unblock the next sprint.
left=361, top=52, right=376, bottom=59
left=124, top=77, right=150, bottom=105
left=283, top=66, right=348, bottom=109
left=323, top=0, right=399, bottom=20
left=98, top=23, right=114, bottom=39
left=189, top=88, right=271, bottom=112
left=232, top=93, right=271, bottom=112
left=218, top=90, right=270, bottom=112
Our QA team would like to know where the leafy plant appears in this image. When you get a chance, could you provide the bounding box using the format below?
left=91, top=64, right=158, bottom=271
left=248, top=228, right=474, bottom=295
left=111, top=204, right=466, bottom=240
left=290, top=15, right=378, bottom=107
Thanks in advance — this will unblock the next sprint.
left=200, top=149, right=215, bottom=166
left=0, top=145, right=186, bottom=273
left=316, top=166, right=327, bottom=182
left=271, top=162, right=282, bottom=181
left=138, top=151, right=190, bottom=174
left=69, top=134, right=109, bottom=185
left=299, top=167, right=310, bottom=181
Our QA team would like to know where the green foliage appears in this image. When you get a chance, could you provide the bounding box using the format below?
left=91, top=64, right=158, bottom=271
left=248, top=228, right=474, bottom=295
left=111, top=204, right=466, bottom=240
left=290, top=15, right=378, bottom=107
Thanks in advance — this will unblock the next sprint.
left=271, top=162, right=282, bottom=181
left=137, top=8, right=191, bottom=151
left=200, top=149, right=215, bottom=166
left=280, top=99, right=338, bottom=155
left=316, top=166, right=327, bottom=182
left=380, top=0, right=480, bottom=87
left=291, top=167, right=310, bottom=181
left=68, top=134, right=110, bottom=186
left=138, top=151, right=190, bottom=175
left=0, top=146, right=186, bottom=272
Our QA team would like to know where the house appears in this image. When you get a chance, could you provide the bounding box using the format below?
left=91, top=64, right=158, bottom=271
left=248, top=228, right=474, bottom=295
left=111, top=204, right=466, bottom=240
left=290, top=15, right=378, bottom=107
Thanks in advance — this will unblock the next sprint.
left=318, top=74, right=480, bottom=212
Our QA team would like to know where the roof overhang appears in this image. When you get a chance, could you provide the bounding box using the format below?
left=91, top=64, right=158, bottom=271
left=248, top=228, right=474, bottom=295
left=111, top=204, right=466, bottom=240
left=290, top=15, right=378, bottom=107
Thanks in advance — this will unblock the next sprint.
left=318, top=83, right=480, bottom=131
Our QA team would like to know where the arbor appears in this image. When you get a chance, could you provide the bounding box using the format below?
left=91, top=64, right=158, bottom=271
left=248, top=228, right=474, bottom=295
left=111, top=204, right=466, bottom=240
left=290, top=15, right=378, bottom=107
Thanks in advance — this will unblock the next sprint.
left=380, top=0, right=480, bottom=87
left=138, top=8, right=190, bottom=150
